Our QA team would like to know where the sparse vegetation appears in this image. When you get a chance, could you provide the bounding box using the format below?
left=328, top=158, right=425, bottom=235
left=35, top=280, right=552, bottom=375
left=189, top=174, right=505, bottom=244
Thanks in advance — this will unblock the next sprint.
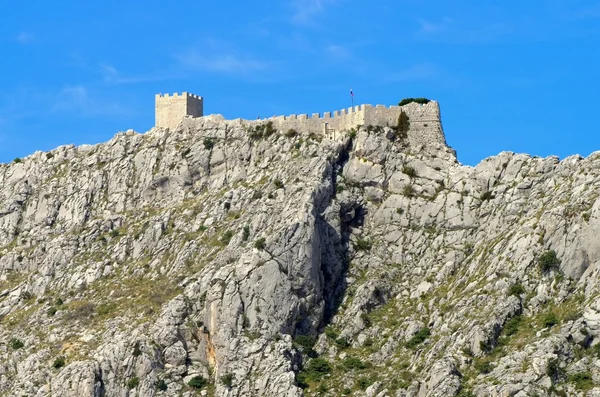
left=127, top=376, right=139, bottom=389
left=354, top=238, right=372, bottom=251
left=480, top=191, right=494, bottom=201
left=254, top=237, right=266, bottom=250
left=539, top=250, right=561, bottom=273
left=398, top=97, right=431, bottom=106
left=405, top=327, right=430, bottom=348
left=203, top=137, right=216, bottom=150
left=10, top=338, right=24, bottom=350
left=508, top=283, right=525, bottom=297
left=52, top=356, right=66, bottom=369
left=242, top=225, right=250, bottom=241
left=402, top=184, right=415, bottom=197
left=273, top=179, right=284, bottom=189
left=13, top=158, right=22, bottom=163
left=286, top=129, right=299, bottom=138
left=188, top=375, right=208, bottom=389
left=220, top=373, right=235, bottom=388
left=156, top=379, right=168, bottom=391
left=402, top=165, right=417, bottom=178
left=296, top=357, right=331, bottom=388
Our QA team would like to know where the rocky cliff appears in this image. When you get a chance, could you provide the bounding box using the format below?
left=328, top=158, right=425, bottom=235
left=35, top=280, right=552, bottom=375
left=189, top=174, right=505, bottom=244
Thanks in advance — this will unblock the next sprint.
left=1, top=111, right=600, bottom=397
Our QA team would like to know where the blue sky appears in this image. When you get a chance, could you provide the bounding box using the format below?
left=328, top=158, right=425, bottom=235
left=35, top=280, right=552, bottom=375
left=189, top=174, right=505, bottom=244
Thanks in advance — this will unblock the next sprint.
left=1, top=1, right=600, bottom=166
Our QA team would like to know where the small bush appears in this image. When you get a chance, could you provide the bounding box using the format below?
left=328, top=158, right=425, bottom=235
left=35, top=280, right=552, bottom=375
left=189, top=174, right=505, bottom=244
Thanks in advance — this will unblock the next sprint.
left=357, top=377, right=373, bottom=390
left=508, top=283, right=525, bottom=297
left=402, top=184, right=415, bottom=197
left=324, top=327, right=338, bottom=340
left=474, top=360, right=492, bottom=374
left=47, top=307, right=58, bottom=317
left=188, top=375, right=208, bottom=389
left=156, top=379, right=168, bottom=391
left=220, top=373, right=235, bottom=388
left=503, top=315, right=522, bottom=336
left=13, top=158, right=22, bottom=163
left=406, top=327, right=431, bottom=348
left=354, top=238, right=372, bottom=251
left=539, top=250, right=561, bottom=273
left=203, top=137, right=215, bottom=150
left=10, top=338, right=24, bottom=350
left=53, top=356, right=66, bottom=369
left=306, top=357, right=331, bottom=375
left=220, top=230, right=234, bottom=246
left=46, top=152, right=54, bottom=159
left=480, top=191, right=494, bottom=201
left=546, top=358, right=565, bottom=382
left=109, top=229, right=120, bottom=238
left=402, top=165, right=417, bottom=178
left=132, top=342, right=142, bottom=357
left=56, top=297, right=64, bottom=306
left=398, top=98, right=431, bottom=106
left=569, top=371, right=594, bottom=390
left=343, top=356, right=366, bottom=370
left=334, top=337, right=350, bottom=348
left=254, top=238, right=266, bottom=250
left=127, top=376, right=139, bottom=389
left=361, top=312, right=372, bottom=328
left=242, top=225, right=250, bottom=241
left=286, top=129, right=299, bottom=138
left=294, top=335, right=316, bottom=352
left=273, top=179, right=284, bottom=189
left=542, top=311, right=559, bottom=328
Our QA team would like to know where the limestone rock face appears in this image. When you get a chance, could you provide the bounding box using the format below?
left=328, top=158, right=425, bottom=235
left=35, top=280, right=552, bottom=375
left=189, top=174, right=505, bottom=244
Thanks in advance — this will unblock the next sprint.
left=2, top=117, right=600, bottom=396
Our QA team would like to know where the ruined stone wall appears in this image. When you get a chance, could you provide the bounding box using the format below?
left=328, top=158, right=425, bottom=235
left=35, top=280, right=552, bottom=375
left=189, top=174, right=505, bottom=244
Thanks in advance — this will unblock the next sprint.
left=175, top=99, right=446, bottom=147
left=155, top=92, right=203, bottom=130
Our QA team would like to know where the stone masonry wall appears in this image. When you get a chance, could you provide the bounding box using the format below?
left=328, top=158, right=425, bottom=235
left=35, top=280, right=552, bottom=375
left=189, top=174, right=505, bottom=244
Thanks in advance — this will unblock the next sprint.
left=179, top=100, right=446, bottom=147
left=155, top=92, right=203, bottom=130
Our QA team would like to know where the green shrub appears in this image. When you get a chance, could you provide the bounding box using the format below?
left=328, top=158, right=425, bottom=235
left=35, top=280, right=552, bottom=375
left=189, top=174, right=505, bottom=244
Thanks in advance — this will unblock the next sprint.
left=46, top=152, right=54, bottom=159
left=334, top=337, right=350, bottom=348
left=109, top=229, right=120, bottom=238
left=539, top=250, right=561, bottom=273
left=203, top=137, right=215, bottom=150
left=53, top=356, right=66, bottom=369
left=188, top=375, right=208, bottom=389
left=294, top=335, right=316, bottom=352
left=242, top=225, right=250, bottom=241
left=286, top=129, right=299, bottom=138
left=273, top=179, right=284, bottom=189
left=361, top=312, right=372, bottom=327
left=354, top=238, right=372, bottom=251
left=56, top=297, right=64, bottom=306
left=406, top=327, right=431, bottom=348
left=220, top=230, right=234, bottom=246
left=546, top=358, right=565, bottom=382
left=127, top=376, right=139, bottom=389
left=542, top=311, right=559, bottom=328
left=324, top=327, right=338, bottom=340
left=343, top=356, right=366, bottom=370
left=10, top=338, right=24, bottom=350
left=356, top=376, right=373, bottom=390
left=402, top=184, right=415, bottom=197
left=394, top=110, right=410, bottom=138
left=480, top=191, right=494, bottom=201
left=156, top=379, right=168, bottom=391
left=97, top=302, right=116, bottom=316
left=132, top=342, right=142, bottom=357
left=569, top=371, right=594, bottom=390
left=220, top=373, right=235, bottom=388
left=474, top=360, right=492, bottom=374
left=13, top=158, right=22, bottom=163
left=254, top=238, right=266, bottom=250
left=398, top=98, right=431, bottom=106
left=47, top=307, right=58, bottom=317
left=508, top=283, right=525, bottom=297
left=296, top=356, right=332, bottom=387
left=402, top=165, right=417, bottom=178
left=503, top=315, right=522, bottom=336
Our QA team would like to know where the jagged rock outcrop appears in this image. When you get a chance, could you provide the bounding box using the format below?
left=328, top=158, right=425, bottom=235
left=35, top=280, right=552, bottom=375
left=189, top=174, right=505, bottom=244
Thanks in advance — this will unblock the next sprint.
left=1, top=112, right=600, bottom=396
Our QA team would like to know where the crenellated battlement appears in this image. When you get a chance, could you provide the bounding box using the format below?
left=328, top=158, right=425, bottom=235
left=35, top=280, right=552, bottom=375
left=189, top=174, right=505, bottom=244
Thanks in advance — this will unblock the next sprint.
left=156, top=92, right=447, bottom=147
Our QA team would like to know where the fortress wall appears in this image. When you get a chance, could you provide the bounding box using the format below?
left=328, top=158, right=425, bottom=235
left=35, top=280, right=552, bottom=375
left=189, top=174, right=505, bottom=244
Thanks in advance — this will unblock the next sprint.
left=172, top=100, right=446, bottom=147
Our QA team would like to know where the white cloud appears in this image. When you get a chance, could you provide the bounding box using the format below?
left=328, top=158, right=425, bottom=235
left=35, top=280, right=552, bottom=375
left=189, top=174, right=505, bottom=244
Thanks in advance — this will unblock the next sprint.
left=15, top=32, right=33, bottom=44
left=177, top=51, right=268, bottom=75
left=291, top=0, right=338, bottom=24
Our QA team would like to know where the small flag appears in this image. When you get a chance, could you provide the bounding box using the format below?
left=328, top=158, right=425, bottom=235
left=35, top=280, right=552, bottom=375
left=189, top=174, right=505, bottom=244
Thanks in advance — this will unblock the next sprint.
left=350, top=89, right=354, bottom=97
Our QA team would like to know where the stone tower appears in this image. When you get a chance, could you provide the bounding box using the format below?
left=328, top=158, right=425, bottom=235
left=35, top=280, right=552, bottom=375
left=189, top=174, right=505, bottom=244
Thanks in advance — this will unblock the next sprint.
left=155, top=92, right=203, bottom=129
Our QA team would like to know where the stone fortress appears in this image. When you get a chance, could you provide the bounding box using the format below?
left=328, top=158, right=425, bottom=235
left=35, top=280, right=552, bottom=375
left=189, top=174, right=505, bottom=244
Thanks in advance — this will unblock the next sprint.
left=155, top=92, right=447, bottom=147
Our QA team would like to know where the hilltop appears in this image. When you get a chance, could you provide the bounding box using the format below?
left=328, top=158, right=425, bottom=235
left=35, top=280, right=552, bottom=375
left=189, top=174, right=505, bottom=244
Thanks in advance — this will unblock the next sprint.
left=1, top=102, right=600, bottom=396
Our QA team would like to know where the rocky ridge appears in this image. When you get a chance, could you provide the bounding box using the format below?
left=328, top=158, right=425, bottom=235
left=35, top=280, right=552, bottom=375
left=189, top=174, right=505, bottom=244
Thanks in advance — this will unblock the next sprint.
left=1, top=110, right=600, bottom=396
